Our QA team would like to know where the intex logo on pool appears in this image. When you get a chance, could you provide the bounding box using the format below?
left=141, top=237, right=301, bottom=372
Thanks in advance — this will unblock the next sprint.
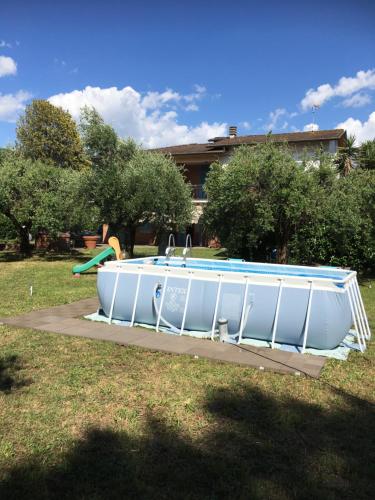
left=165, top=286, right=186, bottom=313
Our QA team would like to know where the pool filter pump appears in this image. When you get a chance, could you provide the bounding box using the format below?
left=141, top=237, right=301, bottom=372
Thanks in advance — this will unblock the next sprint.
left=218, top=318, right=229, bottom=342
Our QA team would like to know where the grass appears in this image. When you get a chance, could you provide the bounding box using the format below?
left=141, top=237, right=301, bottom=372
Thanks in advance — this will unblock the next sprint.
left=0, top=246, right=374, bottom=499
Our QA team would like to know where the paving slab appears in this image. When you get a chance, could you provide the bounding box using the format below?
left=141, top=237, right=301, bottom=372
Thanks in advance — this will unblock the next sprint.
left=0, top=297, right=326, bottom=377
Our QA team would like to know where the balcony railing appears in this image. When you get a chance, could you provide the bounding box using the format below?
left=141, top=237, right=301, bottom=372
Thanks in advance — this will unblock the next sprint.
left=191, top=184, right=207, bottom=200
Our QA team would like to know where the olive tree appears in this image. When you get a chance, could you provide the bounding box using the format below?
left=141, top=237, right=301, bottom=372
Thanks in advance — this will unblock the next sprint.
left=86, top=149, right=193, bottom=257
left=0, top=152, right=90, bottom=253
left=78, top=108, right=192, bottom=256
left=79, top=107, right=136, bottom=169
left=203, top=142, right=318, bottom=263
left=16, top=100, right=88, bottom=170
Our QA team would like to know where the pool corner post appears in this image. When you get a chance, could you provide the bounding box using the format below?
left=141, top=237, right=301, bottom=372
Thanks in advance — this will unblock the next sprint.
left=352, top=275, right=371, bottom=341
left=347, top=276, right=366, bottom=352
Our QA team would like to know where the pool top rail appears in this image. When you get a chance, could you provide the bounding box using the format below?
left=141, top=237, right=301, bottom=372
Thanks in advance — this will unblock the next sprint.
left=101, top=256, right=355, bottom=287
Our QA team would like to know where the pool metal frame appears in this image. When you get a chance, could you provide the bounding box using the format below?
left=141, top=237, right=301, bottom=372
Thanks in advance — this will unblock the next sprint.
left=100, top=257, right=371, bottom=353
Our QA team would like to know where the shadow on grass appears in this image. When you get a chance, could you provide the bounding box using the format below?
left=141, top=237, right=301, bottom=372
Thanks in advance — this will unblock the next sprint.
left=0, top=355, right=31, bottom=394
left=0, top=385, right=373, bottom=499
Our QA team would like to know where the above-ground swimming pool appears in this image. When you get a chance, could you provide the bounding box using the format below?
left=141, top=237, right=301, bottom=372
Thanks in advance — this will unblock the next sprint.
left=97, top=256, right=371, bottom=352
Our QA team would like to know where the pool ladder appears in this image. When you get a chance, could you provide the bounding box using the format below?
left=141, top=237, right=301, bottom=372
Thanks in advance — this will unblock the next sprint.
left=165, top=234, right=193, bottom=264
left=165, top=234, right=176, bottom=260
left=182, top=234, right=192, bottom=264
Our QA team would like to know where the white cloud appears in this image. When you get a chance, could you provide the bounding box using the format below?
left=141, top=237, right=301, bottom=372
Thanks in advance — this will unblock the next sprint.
left=140, top=84, right=206, bottom=113
left=185, top=103, right=199, bottom=112
left=303, top=123, right=319, bottom=132
left=193, top=84, right=206, bottom=94
left=240, top=121, right=251, bottom=130
left=301, top=69, right=375, bottom=110
left=264, top=108, right=287, bottom=131
left=0, top=40, right=12, bottom=48
left=48, top=85, right=227, bottom=147
left=0, top=90, right=32, bottom=122
left=142, top=89, right=181, bottom=110
left=342, top=93, right=371, bottom=108
left=337, top=111, right=375, bottom=144
left=0, top=55, right=17, bottom=77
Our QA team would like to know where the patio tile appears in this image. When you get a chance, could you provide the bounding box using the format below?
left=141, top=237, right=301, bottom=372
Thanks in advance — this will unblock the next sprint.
left=1, top=297, right=326, bottom=377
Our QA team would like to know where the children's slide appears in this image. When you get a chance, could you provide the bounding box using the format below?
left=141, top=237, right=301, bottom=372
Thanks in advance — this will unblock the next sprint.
left=72, top=237, right=122, bottom=275
left=72, top=247, right=115, bottom=274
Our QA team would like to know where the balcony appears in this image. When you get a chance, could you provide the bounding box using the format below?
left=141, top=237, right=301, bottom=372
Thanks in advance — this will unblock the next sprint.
left=191, top=184, right=208, bottom=201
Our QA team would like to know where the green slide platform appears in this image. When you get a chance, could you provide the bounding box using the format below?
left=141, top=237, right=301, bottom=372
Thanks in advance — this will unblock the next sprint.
left=72, top=247, right=115, bottom=274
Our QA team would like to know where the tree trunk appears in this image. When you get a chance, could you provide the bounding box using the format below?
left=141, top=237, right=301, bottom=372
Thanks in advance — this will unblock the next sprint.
left=157, top=230, right=169, bottom=256
left=4, top=211, right=32, bottom=255
left=124, top=225, right=136, bottom=258
left=19, top=227, right=32, bottom=255
left=277, top=241, right=288, bottom=264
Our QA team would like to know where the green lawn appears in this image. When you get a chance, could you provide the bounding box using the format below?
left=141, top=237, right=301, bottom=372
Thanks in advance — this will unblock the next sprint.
left=0, top=247, right=374, bottom=499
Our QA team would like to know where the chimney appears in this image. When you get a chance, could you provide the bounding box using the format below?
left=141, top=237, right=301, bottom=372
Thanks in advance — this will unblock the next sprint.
left=229, top=125, right=237, bottom=138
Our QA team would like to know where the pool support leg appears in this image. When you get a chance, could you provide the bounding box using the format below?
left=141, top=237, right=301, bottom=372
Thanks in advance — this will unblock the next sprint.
left=237, top=277, right=250, bottom=345
left=353, top=278, right=371, bottom=340
left=347, top=281, right=366, bottom=352
left=108, top=271, right=120, bottom=324
left=156, top=273, right=169, bottom=332
left=271, top=279, right=284, bottom=349
left=211, top=274, right=223, bottom=340
left=180, top=274, right=192, bottom=335
left=130, top=271, right=142, bottom=327
left=301, top=281, right=313, bottom=354
left=351, top=279, right=367, bottom=345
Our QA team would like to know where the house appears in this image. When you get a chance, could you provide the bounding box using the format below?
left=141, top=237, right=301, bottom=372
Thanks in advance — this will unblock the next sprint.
left=139, top=128, right=347, bottom=246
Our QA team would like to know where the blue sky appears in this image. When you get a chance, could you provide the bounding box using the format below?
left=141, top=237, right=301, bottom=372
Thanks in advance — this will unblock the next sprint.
left=1, top=0, right=375, bottom=147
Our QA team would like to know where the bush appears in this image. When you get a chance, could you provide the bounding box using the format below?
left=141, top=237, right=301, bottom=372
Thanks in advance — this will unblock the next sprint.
left=203, top=142, right=317, bottom=263
left=203, top=142, right=375, bottom=270
left=290, top=169, right=375, bottom=270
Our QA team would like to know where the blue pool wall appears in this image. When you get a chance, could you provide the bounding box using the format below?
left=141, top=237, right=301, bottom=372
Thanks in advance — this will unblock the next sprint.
left=97, top=266, right=352, bottom=350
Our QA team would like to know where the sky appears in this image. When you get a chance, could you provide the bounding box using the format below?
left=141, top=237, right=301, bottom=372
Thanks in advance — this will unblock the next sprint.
left=0, top=0, right=375, bottom=147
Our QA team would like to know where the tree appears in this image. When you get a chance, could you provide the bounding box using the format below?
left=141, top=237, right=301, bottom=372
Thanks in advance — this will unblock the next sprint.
left=85, top=149, right=193, bottom=257
left=358, top=139, right=375, bottom=170
left=334, top=134, right=358, bottom=177
left=288, top=152, right=338, bottom=265
left=78, top=108, right=192, bottom=256
left=203, top=142, right=319, bottom=263
left=326, top=170, right=375, bottom=269
left=79, top=106, right=137, bottom=168
left=16, top=100, right=88, bottom=170
left=0, top=152, right=90, bottom=254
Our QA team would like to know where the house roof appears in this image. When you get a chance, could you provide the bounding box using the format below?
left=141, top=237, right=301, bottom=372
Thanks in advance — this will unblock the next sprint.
left=150, top=129, right=346, bottom=156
